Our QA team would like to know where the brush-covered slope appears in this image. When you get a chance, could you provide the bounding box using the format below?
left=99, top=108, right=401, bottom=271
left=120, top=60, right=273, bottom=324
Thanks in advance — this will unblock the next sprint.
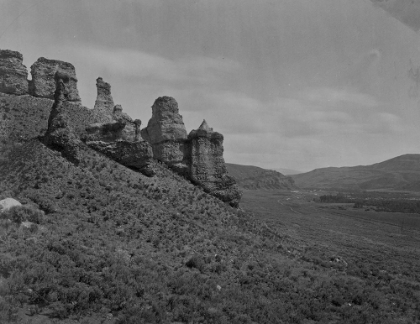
left=226, top=163, right=296, bottom=190
left=1, top=140, right=415, bottom=323
left=292, top=154, right=420, bottom=190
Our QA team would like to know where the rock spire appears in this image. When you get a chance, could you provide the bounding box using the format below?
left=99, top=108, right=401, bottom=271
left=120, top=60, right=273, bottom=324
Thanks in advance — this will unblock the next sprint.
left=141, top=96, right=188, bottom=167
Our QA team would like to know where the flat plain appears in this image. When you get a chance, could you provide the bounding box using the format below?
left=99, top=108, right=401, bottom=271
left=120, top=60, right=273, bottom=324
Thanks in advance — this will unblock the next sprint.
left=241, top=189, right=420, bottom=312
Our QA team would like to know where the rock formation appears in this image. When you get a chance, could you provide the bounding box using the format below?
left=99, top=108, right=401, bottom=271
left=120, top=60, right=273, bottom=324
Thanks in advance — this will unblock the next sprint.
left=1, top=49, right=240, bottom=204
left=87, top=140, right=155, bottom=176
left=142, top=98, right=241, bottom=207
left=84, top=120, right=155, bottom=176
left=42, top=72, right=82, bottom=164
left=92, top=77, right=114, bottom=122
left=29, top=57, right=81, bottom=102
left=141, top=96, right=188, bottom=171
left=0, top=50, right=28, bottom=95
left=187, top=120, right=241, bottom=207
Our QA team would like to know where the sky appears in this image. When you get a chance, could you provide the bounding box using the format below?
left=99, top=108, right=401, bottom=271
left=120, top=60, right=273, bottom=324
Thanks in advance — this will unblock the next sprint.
left=1, top=0, right=420, bottom=172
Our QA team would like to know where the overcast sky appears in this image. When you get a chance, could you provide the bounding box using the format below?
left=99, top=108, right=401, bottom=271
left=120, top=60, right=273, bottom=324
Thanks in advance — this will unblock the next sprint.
left=1, top=0, right=420, bottom=172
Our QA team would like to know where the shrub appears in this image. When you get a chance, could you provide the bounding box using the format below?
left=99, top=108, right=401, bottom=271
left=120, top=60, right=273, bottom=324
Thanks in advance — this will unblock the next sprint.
left=1, top=205, right=44, bottom=224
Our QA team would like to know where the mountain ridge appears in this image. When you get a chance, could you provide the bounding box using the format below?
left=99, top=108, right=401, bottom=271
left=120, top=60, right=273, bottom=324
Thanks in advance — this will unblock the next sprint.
left=226, top=163, right=296, bottom=190
left=292, top=154, right=420, bottom=191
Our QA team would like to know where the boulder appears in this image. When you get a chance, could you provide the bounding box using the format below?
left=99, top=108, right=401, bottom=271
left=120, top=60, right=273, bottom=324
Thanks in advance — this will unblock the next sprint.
left=0, top=198, right=21, bottom=213
left=0, top=49, right=28, bottom=95
left=29, top=57, right=80, bottom=102
left=187, top=120, right=241, bottom=207
left=141, top=96, right=188, bottom=165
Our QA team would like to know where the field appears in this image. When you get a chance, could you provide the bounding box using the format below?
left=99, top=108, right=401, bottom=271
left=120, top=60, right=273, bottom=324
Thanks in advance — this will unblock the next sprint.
left=241, top=189, right=420, bottom=320
left=241, top=189, right=420, bottom=248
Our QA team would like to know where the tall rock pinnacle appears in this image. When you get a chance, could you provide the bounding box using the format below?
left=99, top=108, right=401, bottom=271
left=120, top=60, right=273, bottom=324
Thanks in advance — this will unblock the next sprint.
left=188, top=120, right=241, bottom=207
left=141, top=96, right=188, bottom=166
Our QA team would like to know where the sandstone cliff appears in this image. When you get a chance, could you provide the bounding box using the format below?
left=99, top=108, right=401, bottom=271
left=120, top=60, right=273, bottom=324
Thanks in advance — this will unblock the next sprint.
left=0, top=50, right=28, bottom=95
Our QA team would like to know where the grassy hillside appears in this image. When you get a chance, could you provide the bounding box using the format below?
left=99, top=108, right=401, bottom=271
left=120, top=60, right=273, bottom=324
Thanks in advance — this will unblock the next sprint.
left=226, top=163, right=296, bottom=190
left=292, top=154, right=420, bottom=191
left=0, top=142, right=418, bottom=323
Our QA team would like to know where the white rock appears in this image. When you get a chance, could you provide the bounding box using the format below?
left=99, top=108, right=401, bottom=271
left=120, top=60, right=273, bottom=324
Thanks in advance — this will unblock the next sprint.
left=0, top=198, right=21, bottom=213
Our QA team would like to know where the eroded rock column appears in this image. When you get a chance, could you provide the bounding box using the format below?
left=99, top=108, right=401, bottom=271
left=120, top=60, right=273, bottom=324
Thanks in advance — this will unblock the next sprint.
left=141, top=96, right=188, bottom=170
left=29, top=57, right=80, bottom=102
left=0, top=49, right=28, bottom=95
left=188, top=120, right=241, bottom=207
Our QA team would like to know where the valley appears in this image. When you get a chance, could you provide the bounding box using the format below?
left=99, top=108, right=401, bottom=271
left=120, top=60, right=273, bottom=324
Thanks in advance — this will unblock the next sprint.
left=241, top=189, right=420, bottom=321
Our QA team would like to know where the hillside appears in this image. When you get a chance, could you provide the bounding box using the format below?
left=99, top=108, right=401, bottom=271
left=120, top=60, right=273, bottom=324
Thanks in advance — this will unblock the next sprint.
left=226, top=163, right=296, bottom=190
left=2, top=140, right=419, bottom=323
left=275, top=168, right=302, bottom=175
left=1, top=49, right=419, bottom=323
left=292, top=154, right=420, bottom=191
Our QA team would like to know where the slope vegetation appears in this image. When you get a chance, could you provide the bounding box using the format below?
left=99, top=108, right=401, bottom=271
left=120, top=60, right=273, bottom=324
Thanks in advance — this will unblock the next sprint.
left=292, top=154, right=420, bottom=191
left=1, top=140, right=418, bottom=323
left=226, top=163, right=296, bottom=190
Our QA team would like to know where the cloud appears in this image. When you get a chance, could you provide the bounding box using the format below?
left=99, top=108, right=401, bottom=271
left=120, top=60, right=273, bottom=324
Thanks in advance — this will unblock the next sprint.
left=371, top=0, right=420, bottom=32
left=66, top=45, right=241, bottom=86
left=185, top=87, right=407, bottom=170
left=299, top=87, right=380, bottom=109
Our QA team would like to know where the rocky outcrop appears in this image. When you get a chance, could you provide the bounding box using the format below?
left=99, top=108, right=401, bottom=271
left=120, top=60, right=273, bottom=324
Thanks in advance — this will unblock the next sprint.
left=1, top=49, right=241, bottom=204
left=29, top=57, right=81, bottom=102
left=0, top=50, right=28, bottom=95
left=84, top=120, right=155, bottom=176
left=92, top=77, right=115, bottom=122
left=87, top=140, right=155, bottom=176
left=141, top=96, right=188, bottom=169
left=90, top=77, right=139, bottom=141
left=84, top=121, right=126, bottom=142
left=42, top=72, right=82, bottom=163
left=84, top=107, right=154, bottom=176
left=141, top=97, right=241, bottom=206
left=187, top=120, right=241, bottom=207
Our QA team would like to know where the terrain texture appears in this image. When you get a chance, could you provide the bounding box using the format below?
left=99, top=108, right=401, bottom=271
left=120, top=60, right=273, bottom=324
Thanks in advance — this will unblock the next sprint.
left=0, top=49, right=419, bottom=324
left=292, top=154, right=420, bottom=191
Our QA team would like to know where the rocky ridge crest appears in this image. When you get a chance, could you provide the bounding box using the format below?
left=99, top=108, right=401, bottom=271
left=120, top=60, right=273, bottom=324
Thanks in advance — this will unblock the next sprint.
left=0, top=49, right=240, bottom=206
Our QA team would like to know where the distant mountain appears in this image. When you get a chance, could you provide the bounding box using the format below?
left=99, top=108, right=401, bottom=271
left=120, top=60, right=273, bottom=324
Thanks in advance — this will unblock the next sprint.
left=226, top=163, right=296, bottom=190
left=292, top=154, right=420, bottom=191
left=275, top=168, right=302, bottom=175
